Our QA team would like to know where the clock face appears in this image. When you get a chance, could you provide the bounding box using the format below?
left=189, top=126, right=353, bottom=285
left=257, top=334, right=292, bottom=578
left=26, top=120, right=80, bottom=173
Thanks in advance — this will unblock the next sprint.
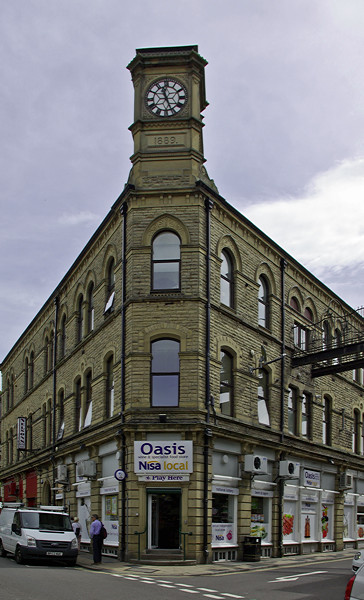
left=145, top=78, right=187, bottom=117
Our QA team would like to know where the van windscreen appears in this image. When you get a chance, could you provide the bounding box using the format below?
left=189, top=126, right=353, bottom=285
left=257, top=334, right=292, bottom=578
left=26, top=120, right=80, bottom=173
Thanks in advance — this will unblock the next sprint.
left=20, top=512, right=72, bottom=531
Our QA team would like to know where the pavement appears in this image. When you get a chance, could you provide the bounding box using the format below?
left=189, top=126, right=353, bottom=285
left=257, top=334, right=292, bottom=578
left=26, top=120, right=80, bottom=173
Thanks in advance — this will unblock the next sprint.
left=76, top=547, right=356, bottom=576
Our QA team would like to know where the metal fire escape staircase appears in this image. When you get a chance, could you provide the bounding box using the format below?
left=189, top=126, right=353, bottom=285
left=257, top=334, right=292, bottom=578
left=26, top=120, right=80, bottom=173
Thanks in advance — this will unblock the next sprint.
left=291, top=307, right=364, bottom=378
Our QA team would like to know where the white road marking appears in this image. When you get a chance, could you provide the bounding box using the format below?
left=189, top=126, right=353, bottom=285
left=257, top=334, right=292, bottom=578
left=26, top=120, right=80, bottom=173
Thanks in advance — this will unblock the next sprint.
left=176, top=583, right=194, bottom=587
left=198, top=589, right=219, bottom=592
left=269, top=570, right=328, bottom=582
left=179, top=590, right=200, bottom=594
left=222, top=595, right=245, bottom=598
left=159, top=584, right=176, bottom=588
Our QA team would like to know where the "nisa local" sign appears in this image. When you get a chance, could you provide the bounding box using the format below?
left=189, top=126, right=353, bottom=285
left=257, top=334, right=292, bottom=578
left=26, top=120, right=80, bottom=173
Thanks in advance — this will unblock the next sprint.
left=134, top=441, right=193, bottom=474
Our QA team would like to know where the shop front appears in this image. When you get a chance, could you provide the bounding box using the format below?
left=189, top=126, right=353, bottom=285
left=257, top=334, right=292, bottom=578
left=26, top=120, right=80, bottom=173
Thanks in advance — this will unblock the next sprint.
left=134, top=439, right=192, bottom=552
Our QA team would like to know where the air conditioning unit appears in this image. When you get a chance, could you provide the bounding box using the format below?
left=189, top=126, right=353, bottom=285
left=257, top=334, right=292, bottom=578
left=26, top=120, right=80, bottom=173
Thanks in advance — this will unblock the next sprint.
left=279, top=460, right=300, bottom=478
left=339, top=472, right=353, bottom=489
left=56, top=465, right=68, bottom=481
left=76, top=460, right=96, bottom=478
left=244, top=454, right=268, bottom=475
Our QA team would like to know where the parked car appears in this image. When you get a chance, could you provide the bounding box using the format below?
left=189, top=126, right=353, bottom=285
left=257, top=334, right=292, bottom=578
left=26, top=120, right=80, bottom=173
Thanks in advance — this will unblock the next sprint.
left=345, top=563, right=364, bottom=600
left=353, top=550, right=364, bottom=573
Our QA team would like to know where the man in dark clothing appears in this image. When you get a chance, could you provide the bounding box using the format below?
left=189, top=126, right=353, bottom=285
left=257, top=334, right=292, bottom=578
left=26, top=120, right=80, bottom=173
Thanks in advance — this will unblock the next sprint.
left=90, top=513, right=103, bottom=564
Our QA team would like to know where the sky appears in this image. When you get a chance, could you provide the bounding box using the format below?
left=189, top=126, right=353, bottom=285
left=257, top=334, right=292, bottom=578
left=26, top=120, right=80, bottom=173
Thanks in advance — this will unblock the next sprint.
left=2, top=0, right=364, bottom=363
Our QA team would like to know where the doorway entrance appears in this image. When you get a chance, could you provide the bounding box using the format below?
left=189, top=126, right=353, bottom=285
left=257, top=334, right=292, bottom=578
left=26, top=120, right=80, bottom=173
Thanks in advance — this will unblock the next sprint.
left=148, top=491, right=181, bottom=549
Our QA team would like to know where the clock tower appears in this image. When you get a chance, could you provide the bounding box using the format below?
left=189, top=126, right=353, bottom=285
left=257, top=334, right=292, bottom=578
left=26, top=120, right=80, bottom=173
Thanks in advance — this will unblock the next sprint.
left=126, top=45, right=217, bottom=191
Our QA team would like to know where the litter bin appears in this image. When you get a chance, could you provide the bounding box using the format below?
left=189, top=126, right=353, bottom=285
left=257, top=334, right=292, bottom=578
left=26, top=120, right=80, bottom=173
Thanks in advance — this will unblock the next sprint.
left=242, top=536, right=261, bottom=562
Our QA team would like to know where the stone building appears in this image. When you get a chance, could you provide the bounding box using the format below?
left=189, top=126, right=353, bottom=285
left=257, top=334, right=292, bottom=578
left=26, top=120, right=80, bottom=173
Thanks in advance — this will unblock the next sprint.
left=1, top=45, right=364, bottom=563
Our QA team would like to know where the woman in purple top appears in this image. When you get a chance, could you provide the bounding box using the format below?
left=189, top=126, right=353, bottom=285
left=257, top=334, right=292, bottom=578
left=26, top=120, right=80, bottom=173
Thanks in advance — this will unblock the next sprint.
left=90, top=514, right=103, bottom=564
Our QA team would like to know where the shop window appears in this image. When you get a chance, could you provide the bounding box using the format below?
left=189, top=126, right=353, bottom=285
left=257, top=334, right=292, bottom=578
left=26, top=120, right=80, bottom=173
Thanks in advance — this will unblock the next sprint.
left=258, top=276, right=269, bottom=328
left=151, top=339, right=179, bottom=407
left=105, top=355, right=115, bottom=418
left=84, top=371, right=92, bottom=427
left=87, top=282, right=95, bottom=333
left=251, top=496, right=270, bottom=540
left=288, top=387, right=297, bottom=435
left=322, top=395, right=332, bottom=446
left=220, top=249, right=234, bottom=308
left=301, top=392, right=311, bottom=438
left=220, top=350, right=234, bottom=416
left=212, top=493, right=234, bottom=523
left=152, top=231, right=180, bottom=291
left=258, top=368, right=270, bottom=426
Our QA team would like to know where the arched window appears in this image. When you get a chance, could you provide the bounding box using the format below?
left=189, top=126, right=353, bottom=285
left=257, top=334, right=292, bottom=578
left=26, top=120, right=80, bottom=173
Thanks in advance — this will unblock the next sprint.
left=290, top=297, right=300, bottom=312
left=6, top=378, right=10, bottom=412
left=75, top=378, right=82, bottom=432
left=10, top=374, right=15, bottom=409
left=220, top=250, right=234, bottom=307
left=258, top=276, right=269, bottom=328
left=57, top=390, right=65, bottom=441
left=302, top=392, right=311, bottom=438
left=152, top=232, right=181, bottom=291
left=105, top=355, right=115, bottom=418
left=258, top=369, right=270, bottom=426
left=44, top=336, right=49, bottom=374
left=323, top=321, right=331, bottom=351
left=104, top=258, right=115, bottom=313
left=47, top=398, right=52, bottom=446
left=77, top=295, right=84, bottom=342
left=322, top=395, right=332, bottom=446
left=87, top=282, right=95, bottom=333
left=24, top=357, right=29, bottom=393
left=60, top=315, right=67, bottom=359
left=84, top=371, right=92, bottom=427
left=29, top=352, right=34, bottom=388
left=288, top=387, right=297, bottom=435
left=220, top=350, right=233, bottom=416
left=304, top=307, right=313, bottom=321
left=49, top=331, right=54, bottom=371
left=353, top=409, right=361, bottom=454
left=151, top=339, right=180, bottom=407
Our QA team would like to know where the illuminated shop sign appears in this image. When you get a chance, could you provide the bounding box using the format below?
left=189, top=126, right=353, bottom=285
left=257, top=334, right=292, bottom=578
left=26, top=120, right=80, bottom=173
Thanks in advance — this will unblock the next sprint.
left=134, top=441, right=193, bottom=474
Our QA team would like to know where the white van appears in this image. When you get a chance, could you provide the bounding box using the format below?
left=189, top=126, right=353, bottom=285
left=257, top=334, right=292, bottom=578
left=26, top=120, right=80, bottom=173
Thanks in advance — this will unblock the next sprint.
left=0, top=505, right=78, bottom=565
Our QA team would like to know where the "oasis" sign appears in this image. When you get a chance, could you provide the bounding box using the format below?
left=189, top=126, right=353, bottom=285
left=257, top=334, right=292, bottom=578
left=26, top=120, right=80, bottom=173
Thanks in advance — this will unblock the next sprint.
left=134, top=441, right=193, bottom=474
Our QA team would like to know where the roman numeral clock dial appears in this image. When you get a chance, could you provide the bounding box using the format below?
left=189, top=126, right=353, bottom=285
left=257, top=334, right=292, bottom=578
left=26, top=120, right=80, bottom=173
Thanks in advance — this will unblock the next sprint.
left=145, top=78, right=187, bottom=117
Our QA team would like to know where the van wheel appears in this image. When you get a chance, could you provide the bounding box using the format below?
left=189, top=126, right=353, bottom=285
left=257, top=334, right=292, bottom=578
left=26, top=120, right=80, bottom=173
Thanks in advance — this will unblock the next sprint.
left=15, top=547, right=23, bottom=564
left=0, top=540, right=7, bottom=557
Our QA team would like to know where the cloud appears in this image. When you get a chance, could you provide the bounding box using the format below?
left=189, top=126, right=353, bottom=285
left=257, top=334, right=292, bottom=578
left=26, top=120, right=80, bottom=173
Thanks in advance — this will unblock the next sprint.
left=58, top=211, right=100, bottom=226
left=243, top=157, right=364, bottom=280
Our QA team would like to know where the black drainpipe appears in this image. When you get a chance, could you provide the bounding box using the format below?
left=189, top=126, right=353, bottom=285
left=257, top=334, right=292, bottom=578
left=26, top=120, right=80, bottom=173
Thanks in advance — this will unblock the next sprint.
left=120, top=201, right=127, bottom=561
left=203, top=197, right=213, bottom=561
left=52, top=295, right=59, bottom=504
left=278, top=258, right=287, bottom=558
